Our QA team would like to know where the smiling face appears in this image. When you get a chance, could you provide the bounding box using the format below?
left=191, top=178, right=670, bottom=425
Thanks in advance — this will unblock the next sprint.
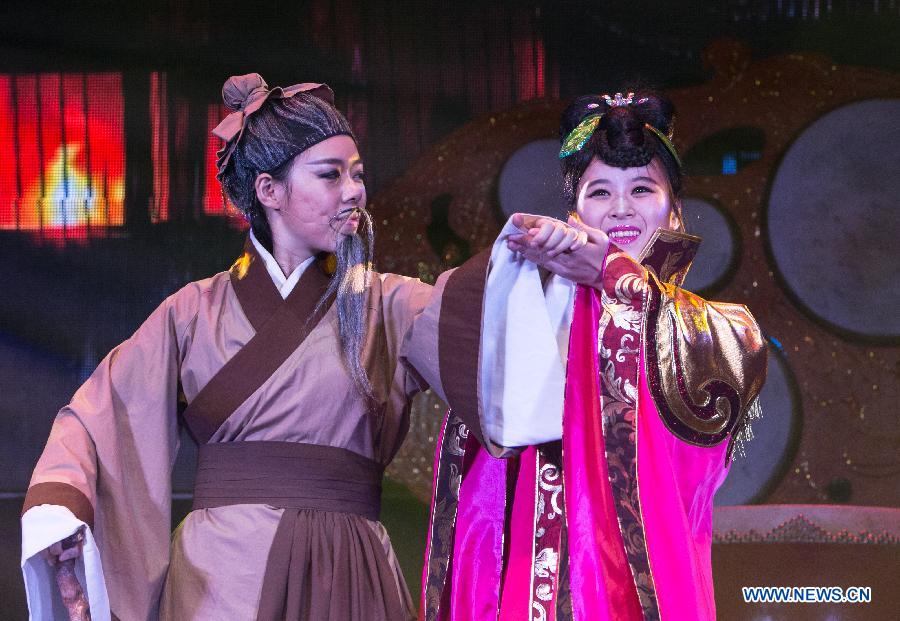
left=575, top=156, right=681, bottom=259
left=255, top=134, right=366, bottom=258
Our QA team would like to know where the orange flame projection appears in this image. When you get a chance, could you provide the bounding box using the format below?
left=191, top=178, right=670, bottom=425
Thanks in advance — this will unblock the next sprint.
left=0, top=73, right=124, bottom=241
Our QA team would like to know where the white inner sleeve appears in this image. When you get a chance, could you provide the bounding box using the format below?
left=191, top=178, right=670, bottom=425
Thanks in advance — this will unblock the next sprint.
left=480, top=217, right=576, bottom=447
left=250, top=229, right=315, bottom=298
left=21, top=504, right=111, bottom=621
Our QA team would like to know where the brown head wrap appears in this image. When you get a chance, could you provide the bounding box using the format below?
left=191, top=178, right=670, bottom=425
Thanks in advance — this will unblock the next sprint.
left=212, top=73, right=337, bottom=179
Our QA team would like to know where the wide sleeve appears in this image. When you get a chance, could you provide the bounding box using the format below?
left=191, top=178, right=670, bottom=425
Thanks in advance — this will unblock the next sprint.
left=401, top=251, right=520, bottom=457
left=591, top=242, right=768, bottom=462
left=373, top=272, right=436, bottom=400
left=642, top=271, right=768, bottom=461
left=21, top=284, right=197, bottom=620
left=472, top=219, right=576, bottom=448
left=403, top=218, right=577, bottom=457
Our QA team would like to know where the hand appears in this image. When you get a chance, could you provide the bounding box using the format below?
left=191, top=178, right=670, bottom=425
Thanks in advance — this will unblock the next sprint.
left=41, top=528, right=85, bottom=567
left=507, top=214, right=587, bottom=258
left=506, top=214, right=609, bottom=289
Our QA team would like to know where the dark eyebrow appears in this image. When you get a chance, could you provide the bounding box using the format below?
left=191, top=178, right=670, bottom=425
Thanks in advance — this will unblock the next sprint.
left=305, top=157, right=365, bottom=168
left=585, top=178, right=612, bottom=189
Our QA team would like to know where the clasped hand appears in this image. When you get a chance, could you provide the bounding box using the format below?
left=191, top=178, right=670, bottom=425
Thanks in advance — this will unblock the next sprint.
left=506, top=214, right=609, bottom=288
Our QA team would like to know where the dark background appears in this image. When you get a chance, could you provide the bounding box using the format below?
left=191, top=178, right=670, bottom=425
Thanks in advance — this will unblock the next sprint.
left=2, top=1, right=899, bottom=618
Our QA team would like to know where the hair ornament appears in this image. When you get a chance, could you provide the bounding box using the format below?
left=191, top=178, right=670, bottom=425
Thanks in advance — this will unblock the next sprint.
left=603, top=92, right=634, bottom=107
left=559, top=113, right=603, bottom=159
left=559, top=91, right=681, bottom=165
left=644, top=124, right=682, bottom=167
left=212, top=73, right=335, bottom=178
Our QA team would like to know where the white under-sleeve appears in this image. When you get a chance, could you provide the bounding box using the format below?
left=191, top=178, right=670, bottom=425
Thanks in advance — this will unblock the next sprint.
left=480, top=217, right=575, bottom=447
left=21, top=504, right=111, bottom=621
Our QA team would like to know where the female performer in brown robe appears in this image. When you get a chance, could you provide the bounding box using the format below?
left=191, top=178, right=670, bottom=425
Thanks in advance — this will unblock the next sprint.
left=20, top=74, right=472, bottom=621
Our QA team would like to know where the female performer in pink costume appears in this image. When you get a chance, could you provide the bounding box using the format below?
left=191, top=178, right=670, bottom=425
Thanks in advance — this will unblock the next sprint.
left=419, top=91, right=768, bottom=620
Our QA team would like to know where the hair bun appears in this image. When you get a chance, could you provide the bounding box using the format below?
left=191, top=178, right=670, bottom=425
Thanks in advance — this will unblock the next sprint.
left=600, top=107, right=645, bottom=143
left=222, top=73, right=269, bottom=112
left=630, top=92, right=675, bottom=138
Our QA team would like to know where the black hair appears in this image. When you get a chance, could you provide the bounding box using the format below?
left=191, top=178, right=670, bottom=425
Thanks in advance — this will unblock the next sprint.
left=559, top=91, right=682, bottom=212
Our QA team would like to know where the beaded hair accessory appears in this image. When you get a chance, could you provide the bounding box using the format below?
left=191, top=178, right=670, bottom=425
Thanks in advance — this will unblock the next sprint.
left=603, top=91, right=634, bottom=107
left=558, top=92, right=682, bottom=166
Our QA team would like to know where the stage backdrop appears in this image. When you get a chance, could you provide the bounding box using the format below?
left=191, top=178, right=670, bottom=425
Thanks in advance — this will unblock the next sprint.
left=2, top=1, right=899, bottom=614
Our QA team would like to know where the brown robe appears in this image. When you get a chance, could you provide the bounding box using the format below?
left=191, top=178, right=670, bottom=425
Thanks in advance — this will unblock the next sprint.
left=23, top=242, right=457, bottom=620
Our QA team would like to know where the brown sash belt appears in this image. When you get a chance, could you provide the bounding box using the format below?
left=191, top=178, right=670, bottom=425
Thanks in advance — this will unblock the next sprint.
left=191, top=441, right=384, bottom=521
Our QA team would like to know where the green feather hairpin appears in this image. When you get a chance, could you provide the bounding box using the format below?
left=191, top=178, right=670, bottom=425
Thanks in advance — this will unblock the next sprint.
left=558, top=113, right=603, bottom=159
left=644, top=124, right=683, bottom=167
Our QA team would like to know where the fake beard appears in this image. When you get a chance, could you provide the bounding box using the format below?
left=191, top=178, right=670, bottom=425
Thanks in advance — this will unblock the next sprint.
left=317, top=206, right=376, bottom=405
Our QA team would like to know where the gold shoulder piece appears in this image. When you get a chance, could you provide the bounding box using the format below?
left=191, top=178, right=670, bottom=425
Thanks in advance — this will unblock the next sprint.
left=643, top=274, right=767, bottom=462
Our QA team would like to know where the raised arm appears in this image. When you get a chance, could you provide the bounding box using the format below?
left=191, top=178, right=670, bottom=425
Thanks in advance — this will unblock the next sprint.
left=505, top=213, right=610, bottom=289
left=404, top=216, right=587, bottom=457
